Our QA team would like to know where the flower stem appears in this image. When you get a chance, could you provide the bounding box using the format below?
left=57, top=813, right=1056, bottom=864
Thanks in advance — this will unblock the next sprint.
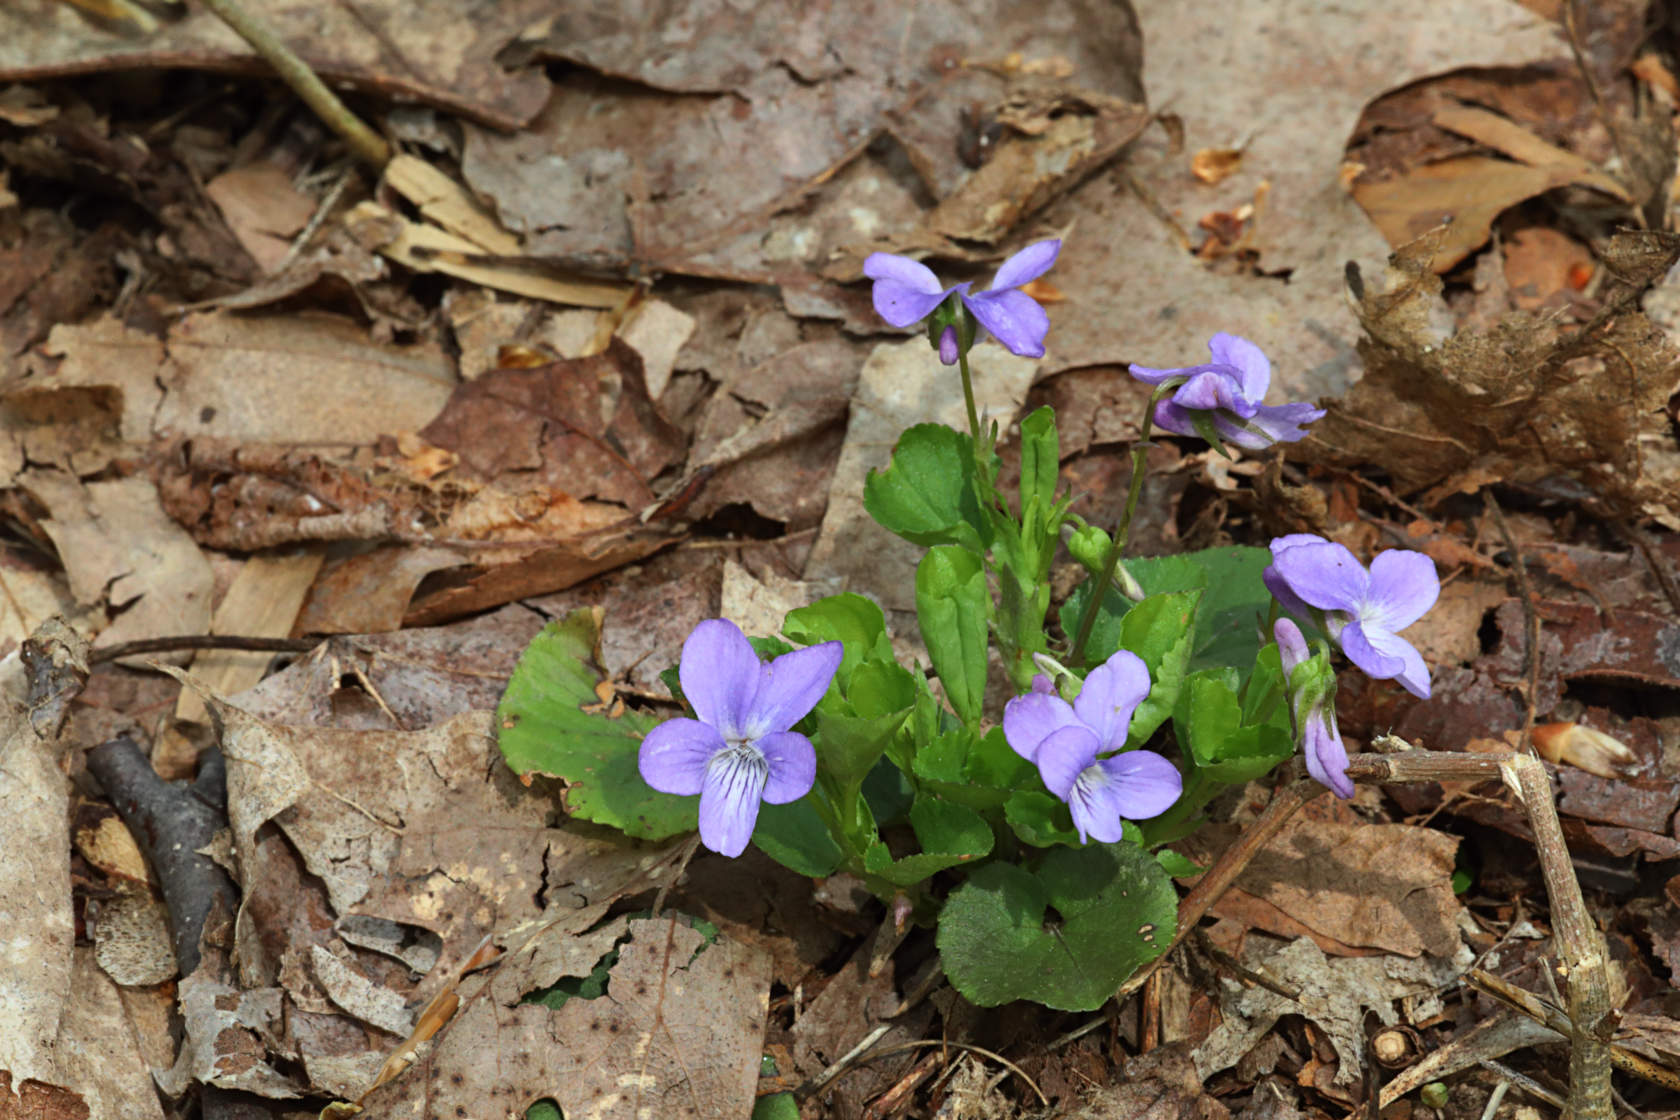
left=1069, top=385, right=1168, bottom=665
left=956, top=347, right=983, bottom=447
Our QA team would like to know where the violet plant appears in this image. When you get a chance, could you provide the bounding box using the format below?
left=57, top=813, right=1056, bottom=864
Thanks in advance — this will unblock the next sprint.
left=495, top=238, right=1442, bottom=1012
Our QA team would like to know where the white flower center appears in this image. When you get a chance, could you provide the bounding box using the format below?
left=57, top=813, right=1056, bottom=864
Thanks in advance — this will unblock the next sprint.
left=709, top=739, right=768, bottom=787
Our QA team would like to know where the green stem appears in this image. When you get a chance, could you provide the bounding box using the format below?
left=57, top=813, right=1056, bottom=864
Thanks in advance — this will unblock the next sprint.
left=956, top=347, right=983, bottom=448
left=1069, top=385, right=1170, bottom=665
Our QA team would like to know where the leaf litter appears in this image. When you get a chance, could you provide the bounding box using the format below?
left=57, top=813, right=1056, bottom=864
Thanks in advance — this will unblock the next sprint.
left=3, top=0, right=1680, bottom=1117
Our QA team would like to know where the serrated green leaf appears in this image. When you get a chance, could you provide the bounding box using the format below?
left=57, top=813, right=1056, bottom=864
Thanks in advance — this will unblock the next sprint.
left=1241, top=642, right=1288, bottom=727
left=863, top=423, right=988, bottom=551
left=915, top=546, right=990, bottom=727
left=813, top=704, right=908, bottom=791
left=783, top=593, right=894, bottom=682
left=911, top=726, right=1033, bottom=812
left=938, top=844, right=1178, bottom=1010
left=863, top=796, right=993, bottom=887
left=966, top=726, right=1035, bottom=789
left=497, top=610, right=695, bottom=840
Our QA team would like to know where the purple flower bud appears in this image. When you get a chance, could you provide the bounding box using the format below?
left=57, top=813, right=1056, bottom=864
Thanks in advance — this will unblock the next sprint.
left=1273, top=618, right=1353, bottom=800
left=937, top=324, right=959, bottom=365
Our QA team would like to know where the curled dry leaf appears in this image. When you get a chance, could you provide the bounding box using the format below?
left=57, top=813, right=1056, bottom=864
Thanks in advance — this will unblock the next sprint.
left=1299, top=230, right=1680, bottom=517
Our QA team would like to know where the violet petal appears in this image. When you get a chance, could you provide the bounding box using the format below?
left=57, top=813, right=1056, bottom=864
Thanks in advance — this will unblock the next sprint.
left=1129, top=360, right=1193, bottom=386
left=756, top=730, right=818, bottom=804
left=1273, top=617, right=1309, bottom=676
left=1071, top=650, right=1150, bottom=750
left=1170, top=369, right=1251, bottom=415
left=1067, top=769, right=1127, bottom=845
left=869, top=279, right=952, bottom=329
left=1364, top=550, right=1440, bottom=632
left=1094, top=751, right=1183, bottom=820
left=1337, top=619, right=1408, bottom=683
left=1263, top=564, right=1314, bottom=620
left=638, top=718, right=725, bottom=797
left=1002, top=689, right=1082, bottom=762
left=962, top=287, right=1050, bottom=358
left=988, top=239, right=1061, bottom=291
left=1269, top=540, right=1368, bottom=613
left=1033, top=724, right=1101, bottom=801
left=1206, top=332, right=1271, bottom=401
left=1302, top=708, right=1354, bottom=799
left=698, top=745, right=769, bottom=857
left=678, top=619, right=760, bottom=739
left=743, top=640, right=842, bottom=738
left=1354, top=624, right=1432, bottom=699
left=862, top=251, right=944, bottom=293
left=1217, top=400, right=1325, bottom=449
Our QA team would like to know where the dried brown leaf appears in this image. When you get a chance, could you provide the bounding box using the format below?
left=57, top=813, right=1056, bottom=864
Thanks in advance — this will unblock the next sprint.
left=0, top=1, right=551, bottom=130
left=155, top=311, right=455, bottom=446
left=1182, top=815, right=1463, bottom=958
left=358, top=917, right=771, bottom=1120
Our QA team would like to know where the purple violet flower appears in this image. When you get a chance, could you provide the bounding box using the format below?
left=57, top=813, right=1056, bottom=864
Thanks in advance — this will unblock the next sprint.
left=863, top=240, right=1061, bottom=359
left=1264, top=534, right=1439, bottom=699
left=1274, top=618, right=1353, bottom=800
left=1002, top=650, right=1182, bottom=844
left=638, top=619, right=842, bottom=857
left=1128, top=333, right=1325, bottom=450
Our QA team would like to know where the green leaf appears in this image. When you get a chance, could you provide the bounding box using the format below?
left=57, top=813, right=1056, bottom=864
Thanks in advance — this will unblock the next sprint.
left=1127, top=547, right=1272, bottom=670
left=813, top=704, right=909, bottom=791
left=847, top=659, right=917, bottom=720
left=1155, top=849, right=1205, bottom=877
left=862, top=796, right=993, bottom=887
left=784, top=593, right=895, bottom=682
left=911, top=727, right=1033, bottom=812
left=753, top=796, right=844, bottom=877
left=1059, top=581, right=1131, bottom=664
left=938, top=844, right=1178, bottom=1010
left=1240, top=642, right=1288, bottom=728
left=863, top=423, right=988, bottom=551
left=1018, top=406, right=1059, bottom=518
left=1173, top=669, right=1293, bottom=784
left=1004, top=790, right=1081, bottom=848
left=752, top=1094, right=800, bottom=1120
left=862, top=756, right=914, bottom=828
left=497, top=610, right=695, bottom=840
left=966, top=726, right=1035, bottom=789
left=1117, top=590, right=1200, bottom=744
left=915, top=546, right=990, bottom=727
